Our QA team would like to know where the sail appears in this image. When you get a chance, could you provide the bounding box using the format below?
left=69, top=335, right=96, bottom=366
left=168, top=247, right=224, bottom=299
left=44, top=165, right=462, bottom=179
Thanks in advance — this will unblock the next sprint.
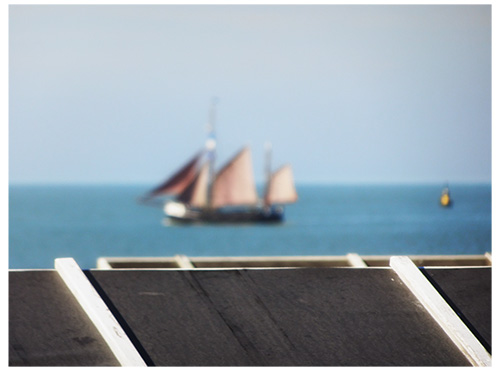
left=177, top=161, right=210, bottom=207
left=144, top=151, right=202, bottom=198
left=211, top=147, right=259, bottom=208
left=265, top=164, right=298, bottom=205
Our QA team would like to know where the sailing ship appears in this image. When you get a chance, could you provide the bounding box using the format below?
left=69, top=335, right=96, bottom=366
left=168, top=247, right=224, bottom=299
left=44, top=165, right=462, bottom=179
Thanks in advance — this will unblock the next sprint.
left=141, top=116, right=298, bottom=223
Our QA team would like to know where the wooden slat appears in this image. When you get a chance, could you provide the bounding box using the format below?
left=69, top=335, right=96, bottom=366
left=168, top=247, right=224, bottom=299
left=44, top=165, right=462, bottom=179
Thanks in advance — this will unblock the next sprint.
left=55, top=258, right=146, bottom=367
left=97, top=254, right=491, bottom=269
left=390, top=256, right=491, bottom=367
left=346, top=253, right=368, bottom=267
left=174, top=254, right=195, bottom=269
left=484, top=252, right=492, bottom=265
left=96, top=257, right=112, bottom=269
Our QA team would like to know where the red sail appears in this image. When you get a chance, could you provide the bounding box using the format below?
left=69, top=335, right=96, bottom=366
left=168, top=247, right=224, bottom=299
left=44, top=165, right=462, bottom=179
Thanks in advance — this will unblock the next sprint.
left=177, top=161, right=210, bottom=207
left=265, top=164, right=298, bottom=205
left=145, top=151, right=202, bottom=198
left=210, top=147, right=258, bottom=208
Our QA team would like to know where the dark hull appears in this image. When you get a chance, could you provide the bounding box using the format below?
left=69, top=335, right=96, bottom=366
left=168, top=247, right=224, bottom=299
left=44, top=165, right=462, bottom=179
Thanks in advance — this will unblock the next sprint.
left=166, top=206, right=284, bottom=224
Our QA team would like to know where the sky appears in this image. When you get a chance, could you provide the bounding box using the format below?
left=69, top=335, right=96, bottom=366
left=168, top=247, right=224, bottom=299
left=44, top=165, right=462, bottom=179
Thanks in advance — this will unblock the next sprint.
left=8, top=4, right=492, bottom=185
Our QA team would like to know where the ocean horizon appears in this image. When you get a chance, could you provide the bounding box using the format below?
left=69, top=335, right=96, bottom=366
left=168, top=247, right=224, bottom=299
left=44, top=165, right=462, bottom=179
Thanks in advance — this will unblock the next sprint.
left=9, top=183, right=491, bottom=270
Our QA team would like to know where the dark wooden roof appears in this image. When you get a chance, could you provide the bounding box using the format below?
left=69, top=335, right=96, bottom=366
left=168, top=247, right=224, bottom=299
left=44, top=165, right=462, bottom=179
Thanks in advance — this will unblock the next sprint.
left=422, top=267, right=491, bottom=352
left=9, top=266, right=491, bottom=366
left=9, top=271, right=119, bottom=366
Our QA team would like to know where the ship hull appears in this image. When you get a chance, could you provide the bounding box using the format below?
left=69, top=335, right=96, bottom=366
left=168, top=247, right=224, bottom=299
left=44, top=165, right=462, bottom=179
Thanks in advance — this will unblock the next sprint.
left=164, top=201, right=284, bottom=224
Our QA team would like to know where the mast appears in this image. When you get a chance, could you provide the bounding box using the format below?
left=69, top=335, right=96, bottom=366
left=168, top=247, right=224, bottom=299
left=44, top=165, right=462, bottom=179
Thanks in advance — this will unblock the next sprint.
left=264, top=142, right=272, bottom=206
left=206, top=98, right=217, bottom=208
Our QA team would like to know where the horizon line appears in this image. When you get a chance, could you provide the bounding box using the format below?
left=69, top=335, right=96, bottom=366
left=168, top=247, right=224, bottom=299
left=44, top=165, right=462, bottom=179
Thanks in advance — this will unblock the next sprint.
left=8, top=180, right=492, bottom=187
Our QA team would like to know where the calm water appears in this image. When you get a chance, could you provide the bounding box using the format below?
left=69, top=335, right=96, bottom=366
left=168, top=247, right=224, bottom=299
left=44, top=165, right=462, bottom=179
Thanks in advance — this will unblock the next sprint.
left=9, top=184, right=491, bottom=269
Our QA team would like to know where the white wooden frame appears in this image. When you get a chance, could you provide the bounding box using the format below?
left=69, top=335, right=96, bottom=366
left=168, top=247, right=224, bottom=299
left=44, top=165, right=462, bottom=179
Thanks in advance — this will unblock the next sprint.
left=55, top=258, right=146, bottom=366
left=390, top=256, right=491, bottom=367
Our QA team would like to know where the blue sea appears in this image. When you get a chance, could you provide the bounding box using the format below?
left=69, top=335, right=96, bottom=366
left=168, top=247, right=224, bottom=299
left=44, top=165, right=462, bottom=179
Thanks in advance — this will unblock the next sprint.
left=9, top=184, right=491, bottom=270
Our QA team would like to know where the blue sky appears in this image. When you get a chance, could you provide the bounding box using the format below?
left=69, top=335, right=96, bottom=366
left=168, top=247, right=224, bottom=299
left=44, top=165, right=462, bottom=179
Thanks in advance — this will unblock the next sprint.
left=8, top=4, right=492, bottom=185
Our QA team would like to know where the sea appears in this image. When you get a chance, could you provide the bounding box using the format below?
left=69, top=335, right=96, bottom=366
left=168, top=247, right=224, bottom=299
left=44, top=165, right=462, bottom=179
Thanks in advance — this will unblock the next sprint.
left=9, top=184, right=492, bottom=270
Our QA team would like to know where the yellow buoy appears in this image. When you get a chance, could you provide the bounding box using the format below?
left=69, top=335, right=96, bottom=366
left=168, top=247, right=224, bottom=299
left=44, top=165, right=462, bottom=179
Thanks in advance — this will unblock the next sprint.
left=440, top=186, right=452, bottom=207
left=440, top=193, right=450, bottom=206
